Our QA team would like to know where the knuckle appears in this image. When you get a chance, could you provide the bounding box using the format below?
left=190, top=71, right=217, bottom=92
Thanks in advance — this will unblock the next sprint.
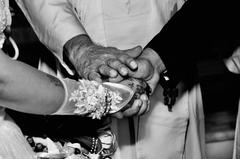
left=119, top=54, right=129, bottom=61
left=107, top=59, right=118, bottom=66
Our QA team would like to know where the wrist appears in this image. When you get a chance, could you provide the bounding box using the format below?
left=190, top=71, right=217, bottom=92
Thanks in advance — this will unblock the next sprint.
left=143, top=48, right=166, bottom=74
left=52, top=78, right=69, bottom=115
left=63, top=34, right=93, bottom=64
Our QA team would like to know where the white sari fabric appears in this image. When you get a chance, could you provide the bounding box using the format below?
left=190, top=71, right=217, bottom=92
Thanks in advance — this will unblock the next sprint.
left=0, top=108, right=35, bottom=159
left=16, top=0, right=206, bottom=159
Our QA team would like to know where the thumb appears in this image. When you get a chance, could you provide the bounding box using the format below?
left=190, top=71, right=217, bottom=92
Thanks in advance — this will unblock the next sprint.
left=124, top=46, right=142, bottom=58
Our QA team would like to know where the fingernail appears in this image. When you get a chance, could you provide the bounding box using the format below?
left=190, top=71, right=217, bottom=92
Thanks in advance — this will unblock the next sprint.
left=121, top=68, right=128, bottom=75
left=130, top=61, right=137, bottom=69
left=141, top=94, right=148, bottom=101
left=110, top=70, right=117, bottom=77
left=136, top=99, right=142, bottom=106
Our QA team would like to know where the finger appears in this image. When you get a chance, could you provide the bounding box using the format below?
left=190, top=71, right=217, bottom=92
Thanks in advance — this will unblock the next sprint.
left=88, top=72, right=102, bottom=83
left=138, top=94, right=149, bottom=116
left=120, top=46, right=142, bottom=70
left=146, top=100, right=151, bottom=113
left=107, top=59, right=129, bottom=76
left=127, top=59, right=154, bottom=80
left=99, top=64, right=118, bottom=78
left=122, top=99, right=142, bottom=117
left=118, top=54, right=138, bottom=70
left=108, top=74, right=124, bottom=83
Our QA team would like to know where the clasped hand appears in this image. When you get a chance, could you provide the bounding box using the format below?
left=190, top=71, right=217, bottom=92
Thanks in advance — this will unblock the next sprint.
left=64, top=35, right=163, bottom=118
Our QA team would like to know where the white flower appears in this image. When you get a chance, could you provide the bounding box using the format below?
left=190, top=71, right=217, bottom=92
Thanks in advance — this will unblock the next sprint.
left=69, top=80, right=123, bottom=119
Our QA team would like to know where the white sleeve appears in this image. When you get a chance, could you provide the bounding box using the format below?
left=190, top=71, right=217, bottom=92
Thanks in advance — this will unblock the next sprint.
left=15, top=0, right=86, bottom=62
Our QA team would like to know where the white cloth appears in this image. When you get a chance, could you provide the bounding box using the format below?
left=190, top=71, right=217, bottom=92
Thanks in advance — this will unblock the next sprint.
left=231, top=59, right=240, bottom=159
left=16, top=1, right=206, bottom=159
left=0, top=107, right=36, bottom=159
left=233, top=100, right=240, bottom=159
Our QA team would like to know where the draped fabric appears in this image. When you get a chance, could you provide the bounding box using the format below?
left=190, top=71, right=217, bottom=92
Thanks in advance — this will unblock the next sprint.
left=0, top=108, right=35, bottom=159
left=233, top=100, right=240, bottom=159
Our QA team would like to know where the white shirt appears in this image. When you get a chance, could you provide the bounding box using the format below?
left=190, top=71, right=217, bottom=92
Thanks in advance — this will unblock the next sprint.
left=15, top=1, right=200, bottom=159
left=16, top=0, right=185, bottom=75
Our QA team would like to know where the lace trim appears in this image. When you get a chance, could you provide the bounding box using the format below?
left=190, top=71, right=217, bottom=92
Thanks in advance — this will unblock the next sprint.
left=0, top=0, right=11, bottom=48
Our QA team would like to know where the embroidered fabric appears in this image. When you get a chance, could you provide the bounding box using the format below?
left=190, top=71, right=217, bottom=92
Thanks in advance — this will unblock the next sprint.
left=0, top=0, right=11, bottom=48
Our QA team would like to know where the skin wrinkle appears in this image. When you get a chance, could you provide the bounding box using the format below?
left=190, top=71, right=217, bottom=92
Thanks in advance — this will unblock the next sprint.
left=75, top=45, right=121, bottom=79
left=64, top=34, right=150, bottom=85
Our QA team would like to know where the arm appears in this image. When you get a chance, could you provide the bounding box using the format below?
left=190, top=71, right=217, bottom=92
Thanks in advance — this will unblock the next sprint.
left=146, top=0, right=240, bottom=87
left=0, top=49, right=66, bottom=114
left=144, top=0, right=240, bottom=109
left=16, top=0, right=142, bottom=82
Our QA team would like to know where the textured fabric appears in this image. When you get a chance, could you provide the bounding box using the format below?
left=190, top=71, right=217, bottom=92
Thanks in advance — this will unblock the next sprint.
left=0, top=108, right=36, bottom=159
left=0, top=0, right=11, bottom=48
left=183, top=85, right=206, bottom=159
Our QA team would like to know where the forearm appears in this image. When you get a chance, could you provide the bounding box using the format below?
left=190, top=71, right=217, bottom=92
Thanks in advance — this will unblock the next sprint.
left=146, top=0, right=197, bottom=86
left=0, top=50, right=65, bottom=115
left=147, top=0, right=240, bottom=86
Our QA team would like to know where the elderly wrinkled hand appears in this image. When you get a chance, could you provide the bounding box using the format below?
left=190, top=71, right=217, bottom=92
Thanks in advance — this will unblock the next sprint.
left=64, top=34, right=142, bottom=82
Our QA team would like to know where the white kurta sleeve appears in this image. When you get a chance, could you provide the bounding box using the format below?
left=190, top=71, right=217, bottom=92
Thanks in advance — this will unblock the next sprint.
left=15, top=0, right=86, bottom=60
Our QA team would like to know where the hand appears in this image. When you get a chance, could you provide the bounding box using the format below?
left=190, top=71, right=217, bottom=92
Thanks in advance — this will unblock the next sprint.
left=112, top=78, right=150, bottom=118
left=225, top=47, right=240, bottom=74
left=64, top=34, right=142, bottom=82
left=111, top=48, right=165, bottom=118
left=127, top=48, right=166, bottom=93
left=140, top=48, right=165, bottom=93
left=108, top=57, right=154, bottom=82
